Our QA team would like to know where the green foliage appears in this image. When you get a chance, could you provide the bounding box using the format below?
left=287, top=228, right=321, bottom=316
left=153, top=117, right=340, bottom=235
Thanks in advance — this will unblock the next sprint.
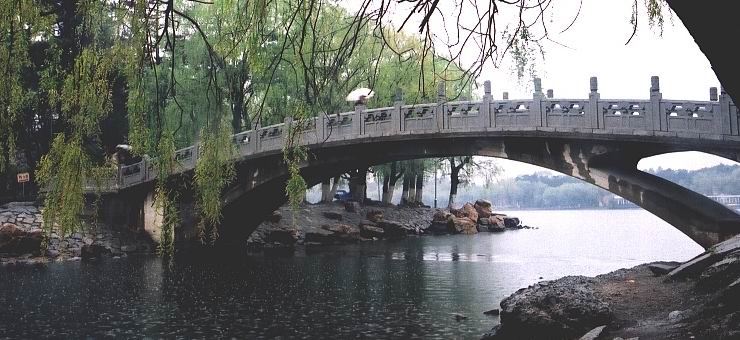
left=35, top=135, right=89, bottom=244
left=283, top=105, right=310, bottom=215
left=194, top=119, right=236, bottom=243
left=155, top=186, right=180, bottom=256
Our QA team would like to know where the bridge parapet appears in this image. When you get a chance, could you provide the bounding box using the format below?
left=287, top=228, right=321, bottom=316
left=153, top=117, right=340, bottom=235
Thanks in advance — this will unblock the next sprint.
left=98, top=76, right=739, bottom=191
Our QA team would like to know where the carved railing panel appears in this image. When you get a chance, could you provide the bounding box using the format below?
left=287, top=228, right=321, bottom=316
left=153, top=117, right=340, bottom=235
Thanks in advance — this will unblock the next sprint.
left=447, top=101, right=481, bottom=129
left=491, top=100, right=533, bottom=127
left=664, top=100, right=717, bottom=133
left=402, top=103, right=437, bottom=131
left=324, top=112, right=353, bottom=141
left=600, top=100, right=650, bottom=130
left=543, top=99, right=589, bottom=128
left=295, top=117, right=319, bottom=145
left=233, top=131, right=252, bottom=156
left=364, top=107, right=395, bottom=135
left=174, top=146, right=197, bottom=172
left=258, top=123, right=284, bottom=151
left=120, top=162, right=145, bottom=187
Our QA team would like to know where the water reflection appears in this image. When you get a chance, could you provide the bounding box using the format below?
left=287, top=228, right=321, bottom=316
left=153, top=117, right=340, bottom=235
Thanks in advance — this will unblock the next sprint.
left=0, top=210, right=702, bottom=339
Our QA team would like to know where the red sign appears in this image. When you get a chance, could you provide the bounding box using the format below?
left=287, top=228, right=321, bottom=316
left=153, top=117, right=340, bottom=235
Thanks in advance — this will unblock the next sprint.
left=17, top=172, right=29, bottom=183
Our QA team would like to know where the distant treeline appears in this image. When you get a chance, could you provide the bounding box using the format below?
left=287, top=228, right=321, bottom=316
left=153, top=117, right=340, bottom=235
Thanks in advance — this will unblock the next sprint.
left=312, top=164, right=740, bottom=209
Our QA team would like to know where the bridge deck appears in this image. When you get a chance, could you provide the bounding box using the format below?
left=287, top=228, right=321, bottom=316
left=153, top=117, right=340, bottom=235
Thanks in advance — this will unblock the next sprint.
left=96, top=77, right=740, bottom=191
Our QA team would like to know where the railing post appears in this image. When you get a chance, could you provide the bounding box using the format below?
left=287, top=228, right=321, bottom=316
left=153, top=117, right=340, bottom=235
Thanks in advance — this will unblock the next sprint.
left=394, top=89, right=404, bottom=132
left=246, top=130, right=257, bottom=154
left=353, top=105, right=364, bottom=136
left=283, top=116, right=293, bottom=146
left=254, top=120, right=262, bottom=152
left=720, top=86, right=737, bottom=135
left=546, top=89, right=553, bottom=99
left=436, top=81, right=446, bottom=130
left=709, top=87, right=723, bottom=134
left=532, top=77, right=544, bottom=127
left=318, top=113, right=326, bottom=141
left=649, top=76, right=664, bottom=131
left=481, top=80, right=492, bottom=128
left=588, top=76, right=600, bottom=129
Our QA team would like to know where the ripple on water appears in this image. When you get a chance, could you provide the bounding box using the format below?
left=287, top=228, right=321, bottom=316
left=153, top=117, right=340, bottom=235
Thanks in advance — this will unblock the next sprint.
left=0, top=210, right=702, bottom=339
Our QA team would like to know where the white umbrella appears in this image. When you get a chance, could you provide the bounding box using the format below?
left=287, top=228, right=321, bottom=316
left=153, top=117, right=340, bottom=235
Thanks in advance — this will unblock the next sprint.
left=345, top=87, right=375, bottom=102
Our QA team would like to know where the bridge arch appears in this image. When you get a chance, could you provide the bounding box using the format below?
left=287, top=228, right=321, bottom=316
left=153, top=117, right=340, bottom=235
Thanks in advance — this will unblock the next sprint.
left=97, top=76, right=740, bottom=249
left=216, top=133, right=740, bottom=249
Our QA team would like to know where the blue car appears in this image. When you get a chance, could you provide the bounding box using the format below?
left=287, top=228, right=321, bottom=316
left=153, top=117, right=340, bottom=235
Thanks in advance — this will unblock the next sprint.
left=334, top=189, right=351, bottom=201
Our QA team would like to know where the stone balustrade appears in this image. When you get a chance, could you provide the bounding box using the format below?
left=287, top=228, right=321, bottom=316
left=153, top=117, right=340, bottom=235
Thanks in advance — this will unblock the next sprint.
left=101, top=76, right=740, bottom=191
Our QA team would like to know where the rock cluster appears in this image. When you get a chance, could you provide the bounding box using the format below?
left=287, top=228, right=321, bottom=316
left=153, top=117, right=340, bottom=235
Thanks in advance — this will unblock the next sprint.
left=483, top=276, right=613, bottom=339
left=483, top=234, right=740, bottom=339
left=247, top=203, right=427, bottom=248
left=428, top=199, right=530, bottom=235
left=1, top=202, right=154, bottom=264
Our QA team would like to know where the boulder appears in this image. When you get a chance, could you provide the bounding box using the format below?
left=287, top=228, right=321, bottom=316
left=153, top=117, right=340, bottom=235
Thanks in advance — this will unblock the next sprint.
left=488, top=224, right=506, bottom=232
left=265, top=227, right=300, bottom=245
left=648, top=262, right=681, bottom=276
left=450, top=208, right=466, bottom=218
left=668, top=234, right=740, bottom=280
left=485, top=216, right=506, bottom=232
left=478, top=217, right=491, bottom=225
left=267, top=210, right=282, bottom=223
left=321, top=223, right=360, bottom=241
left=377, top=220, right=413, bottom=239
left=81, top=244, right=110, bottom=260
left=697, top=252, right=740, bottom=289
left=462, top=203, right=479, bottom=223
left=304, top=223, right=360, bottom=244
left=474, top=199, right=493, bottom=218
left=578, top=325, right=607, bottom=340
left=503, top=217, right=521, bottom=229
left=305, top=228, right=336, bottom=244
left=344, top=201, right=361, bottom=213
left=484, top=309, right=500, bottom=316
left=448, top=217, right=478, bottom=234
left=360, top=223, right=385, bottom=239
left=0, top=223, right=42, bottom=255
left=322, top=211, right=344, bottom=221
left=428, top=221, right=450, bottom=234
left=366, top=209, right=384, bottom=223
left=494, top=276, right=613, bottom=339
left=432, top=210, right=451, bottom=222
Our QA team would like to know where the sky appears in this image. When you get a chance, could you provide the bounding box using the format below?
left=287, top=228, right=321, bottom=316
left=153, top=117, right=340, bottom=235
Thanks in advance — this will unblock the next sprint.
left=341, top=0, right=738, bottom=178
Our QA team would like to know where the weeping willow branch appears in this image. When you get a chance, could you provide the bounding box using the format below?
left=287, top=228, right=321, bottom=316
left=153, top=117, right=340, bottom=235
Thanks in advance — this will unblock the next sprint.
left=193, top=118, right=236, bottom=244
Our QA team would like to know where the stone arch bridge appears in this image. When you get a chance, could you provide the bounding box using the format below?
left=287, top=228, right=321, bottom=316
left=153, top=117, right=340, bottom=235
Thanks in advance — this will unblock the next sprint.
left=94, top=76, right=740, bottom=249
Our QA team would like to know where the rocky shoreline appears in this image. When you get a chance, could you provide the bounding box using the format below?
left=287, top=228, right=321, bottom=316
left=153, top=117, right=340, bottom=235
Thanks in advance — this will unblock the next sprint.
left=482, top=234, right=740, bottom=339
left=246, top=199, right=532, bottom=249
left=0, top=202, right=155, bottom=265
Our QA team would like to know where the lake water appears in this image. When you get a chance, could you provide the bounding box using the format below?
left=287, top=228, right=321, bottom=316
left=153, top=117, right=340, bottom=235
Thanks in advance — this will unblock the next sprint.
left=0, top=209, right=704, bottom=339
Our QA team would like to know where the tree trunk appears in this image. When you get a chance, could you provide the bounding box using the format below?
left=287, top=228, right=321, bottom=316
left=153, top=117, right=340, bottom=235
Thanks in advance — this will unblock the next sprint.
left=401, top=174, right=410, bottom=205
left=329, top=176, right=341, bottom=198
left=448, top=158, right=462, bottom=209
left=349, top=169, right=367, bottom=202
left=382, top=175, right=392, bottom=203
left=666, top=1, right=740, bottom=104
left=320, top=179, right=332, bottom=203
left=408, top=174, right=417, bottom=203
left=415, top=174, right=424, bottom=206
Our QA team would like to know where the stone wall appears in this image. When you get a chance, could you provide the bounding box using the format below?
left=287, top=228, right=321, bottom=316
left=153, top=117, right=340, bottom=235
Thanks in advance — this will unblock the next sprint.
left=0, top=202, right=155, bottom=264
